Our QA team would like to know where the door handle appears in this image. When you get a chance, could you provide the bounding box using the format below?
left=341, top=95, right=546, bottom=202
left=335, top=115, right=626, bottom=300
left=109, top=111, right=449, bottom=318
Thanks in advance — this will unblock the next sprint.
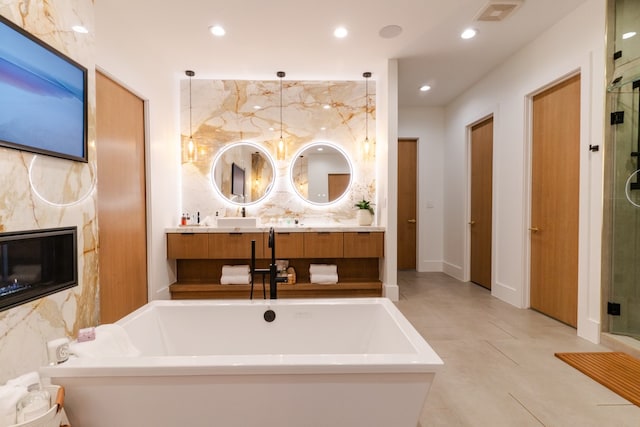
left=529, top=227, right=540, bottom=232
left=407, top=219, right=416, bottom=224
left=469, top=221, right=476, bottom=225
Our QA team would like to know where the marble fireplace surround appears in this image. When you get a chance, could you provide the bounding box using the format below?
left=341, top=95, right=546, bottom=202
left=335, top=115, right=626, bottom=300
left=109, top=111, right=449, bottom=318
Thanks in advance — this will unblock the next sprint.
left=180, top=78, right=377, bottom=227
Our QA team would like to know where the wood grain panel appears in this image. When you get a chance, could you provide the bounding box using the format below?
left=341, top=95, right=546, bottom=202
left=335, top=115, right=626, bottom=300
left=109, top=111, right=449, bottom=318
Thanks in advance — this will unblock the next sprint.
left=263, top=232, right=304, bottom=258
left=209, top=233, right=264, bottom=259
left=398, top=139, right=417, bottom=269
left=530, top=74, right=580, bottom=327
left=167, top=233, right=208, bottom=259
left=303, top=232, right=344, bottom=258
left=343, top=232, right=384, bottom=258
left=96, top=72, right=147, bottom=323
left=470, top=117, right=493, bottom=289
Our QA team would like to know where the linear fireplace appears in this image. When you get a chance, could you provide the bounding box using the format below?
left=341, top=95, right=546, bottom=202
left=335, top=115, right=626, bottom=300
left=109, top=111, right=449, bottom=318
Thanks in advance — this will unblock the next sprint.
left=0, top=227, right=77, bottom=312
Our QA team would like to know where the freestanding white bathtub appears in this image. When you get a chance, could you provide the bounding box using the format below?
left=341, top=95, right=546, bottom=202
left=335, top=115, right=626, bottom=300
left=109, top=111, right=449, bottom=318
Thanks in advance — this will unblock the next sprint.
left=41, top=298, right=442, bottom=427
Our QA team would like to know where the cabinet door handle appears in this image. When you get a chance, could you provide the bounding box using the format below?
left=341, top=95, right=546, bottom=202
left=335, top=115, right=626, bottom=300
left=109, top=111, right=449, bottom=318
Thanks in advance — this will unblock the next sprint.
left=180, top=232, right=195, bottom=235
left=229, top=232, right=243, bottom=236
left=469, top=221, right=475, bottom=226
left=357, top=232, right=371, bottom=235
left=407, top=219, right=416, bottom=224
left=529, top=227, right=540, bottom=233
left=277, top=232, right=291, bottom=235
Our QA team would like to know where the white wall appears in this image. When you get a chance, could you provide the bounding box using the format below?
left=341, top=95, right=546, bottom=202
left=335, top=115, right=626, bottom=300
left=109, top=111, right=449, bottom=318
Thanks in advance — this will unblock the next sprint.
left=95, top=5, right=181, bottom=300
left=398, top=107, right=445, bottom=272
left=442, top=0, right=606, bottom=343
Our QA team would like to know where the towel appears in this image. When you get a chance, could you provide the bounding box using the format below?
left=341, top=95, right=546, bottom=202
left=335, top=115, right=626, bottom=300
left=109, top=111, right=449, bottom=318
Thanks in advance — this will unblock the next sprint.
left=5, top=371, right=40, bottom=389
left=309, top=264, right=338, bottom=275
left=220, top=274, right=251, bottom=285
left=222, top=265, right=250, bottom=276
left=0, top=384, right=28, bottom=426
left=310, top=274, right=339, bottom=284
left=69, top=324, right=141, bottom=357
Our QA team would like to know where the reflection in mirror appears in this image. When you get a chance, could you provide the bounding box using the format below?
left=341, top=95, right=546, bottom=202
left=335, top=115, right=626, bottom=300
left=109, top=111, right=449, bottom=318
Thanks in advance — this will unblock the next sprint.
left=211, top=142, right=275, bottom=205
left=291, top=143, right=352, bottom=204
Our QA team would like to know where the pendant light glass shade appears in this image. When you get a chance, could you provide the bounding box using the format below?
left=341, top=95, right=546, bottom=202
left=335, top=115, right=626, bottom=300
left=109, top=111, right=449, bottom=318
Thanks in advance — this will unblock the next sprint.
left=183, top=70, right=197, bottom=163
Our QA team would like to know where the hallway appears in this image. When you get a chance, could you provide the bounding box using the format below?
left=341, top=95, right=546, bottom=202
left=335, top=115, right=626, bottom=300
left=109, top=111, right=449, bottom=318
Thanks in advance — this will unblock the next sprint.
left=395, top=272, right=640, bottom=426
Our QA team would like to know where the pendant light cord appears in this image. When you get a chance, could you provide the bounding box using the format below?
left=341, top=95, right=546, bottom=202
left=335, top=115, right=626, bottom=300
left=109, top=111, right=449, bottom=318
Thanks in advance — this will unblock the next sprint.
left=363, top=72, right=372, bottom=142
left=186, top=70, right=195, bottom=139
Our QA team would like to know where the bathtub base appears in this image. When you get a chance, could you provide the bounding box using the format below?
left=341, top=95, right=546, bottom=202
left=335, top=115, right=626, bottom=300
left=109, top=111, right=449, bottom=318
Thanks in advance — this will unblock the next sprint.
left=53, top=372, right=434, bottom=427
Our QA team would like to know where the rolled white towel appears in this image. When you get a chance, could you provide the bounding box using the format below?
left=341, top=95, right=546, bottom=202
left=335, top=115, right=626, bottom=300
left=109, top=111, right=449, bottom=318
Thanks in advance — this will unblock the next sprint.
left=70, top=324, right=141, bottom=357
left=309, top=264, right=337, bottom=275
left=220, top=274, right=251, bottom=285
left=222, top=265, right=250, bottom=276
left=310, top=273, right=339, bottom=284
left=0, top=384, right=28, bottom=426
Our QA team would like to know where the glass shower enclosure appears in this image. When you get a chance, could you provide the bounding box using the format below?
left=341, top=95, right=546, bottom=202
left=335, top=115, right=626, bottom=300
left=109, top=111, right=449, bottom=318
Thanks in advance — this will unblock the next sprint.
left=607, top=0, right=640, bottom=338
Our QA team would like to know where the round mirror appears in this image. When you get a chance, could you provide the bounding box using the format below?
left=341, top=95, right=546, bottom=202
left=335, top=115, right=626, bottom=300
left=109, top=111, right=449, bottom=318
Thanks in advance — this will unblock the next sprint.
left=211, top=142, right=275, bottom=205
left=290, top=142, right=352, bottom=204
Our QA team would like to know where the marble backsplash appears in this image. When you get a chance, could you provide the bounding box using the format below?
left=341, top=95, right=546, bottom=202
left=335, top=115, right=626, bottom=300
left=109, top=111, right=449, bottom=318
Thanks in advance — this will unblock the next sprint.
left=181, top=78, right=376, bottom=227
left=0, top=0, right=98, bottom=382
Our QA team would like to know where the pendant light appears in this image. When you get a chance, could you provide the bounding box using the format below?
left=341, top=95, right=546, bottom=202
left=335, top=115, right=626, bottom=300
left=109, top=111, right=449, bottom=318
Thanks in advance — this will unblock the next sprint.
left=277, top=71, right=286, bottom=160
left=363, top=72, right=372, bottom=156
left=184, top=70, right=197, bottom=163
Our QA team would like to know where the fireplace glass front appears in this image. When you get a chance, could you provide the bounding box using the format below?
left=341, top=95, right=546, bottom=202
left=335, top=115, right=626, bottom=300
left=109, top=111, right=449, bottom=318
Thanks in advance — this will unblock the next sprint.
left=0, top=227, right=77, bottom=312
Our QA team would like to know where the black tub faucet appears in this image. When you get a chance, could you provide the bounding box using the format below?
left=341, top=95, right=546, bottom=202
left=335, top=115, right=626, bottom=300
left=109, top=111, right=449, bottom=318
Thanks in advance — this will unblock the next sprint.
left=268, top=227, right=288, bottom=299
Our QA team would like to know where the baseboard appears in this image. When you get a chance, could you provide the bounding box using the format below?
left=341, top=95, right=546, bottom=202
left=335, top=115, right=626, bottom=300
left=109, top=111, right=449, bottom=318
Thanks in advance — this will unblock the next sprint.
left=442, top=262, right=463, bottom=281
left=492, top=281, right=522, bottom=308
left=418, top=261, right=443, bottom=272
left=383, top=283, right=399, bottom=301
left=600, top=333, right=640, bottom=359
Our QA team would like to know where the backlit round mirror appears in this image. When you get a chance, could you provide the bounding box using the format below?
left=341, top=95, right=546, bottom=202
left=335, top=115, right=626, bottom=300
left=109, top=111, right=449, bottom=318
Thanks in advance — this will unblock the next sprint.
left=211, top=142, right=275, bottom=205
left=290, top=142, right=352, bottom=204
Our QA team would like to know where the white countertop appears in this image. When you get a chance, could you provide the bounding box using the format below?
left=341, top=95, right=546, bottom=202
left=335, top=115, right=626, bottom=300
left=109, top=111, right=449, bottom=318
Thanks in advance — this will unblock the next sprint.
left=166, top=226, right=385, bottom=233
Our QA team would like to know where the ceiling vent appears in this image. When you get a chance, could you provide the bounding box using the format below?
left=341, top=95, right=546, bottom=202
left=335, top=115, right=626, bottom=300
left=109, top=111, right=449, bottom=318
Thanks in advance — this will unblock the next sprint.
left=474, top=0, right=523, bottom=22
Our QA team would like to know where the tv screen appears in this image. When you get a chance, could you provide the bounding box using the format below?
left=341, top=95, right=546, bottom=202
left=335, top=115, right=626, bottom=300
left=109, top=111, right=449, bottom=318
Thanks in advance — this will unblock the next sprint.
left=0, top=15, right=87, bottom=162
left=231, top=163, right=245, bottom=196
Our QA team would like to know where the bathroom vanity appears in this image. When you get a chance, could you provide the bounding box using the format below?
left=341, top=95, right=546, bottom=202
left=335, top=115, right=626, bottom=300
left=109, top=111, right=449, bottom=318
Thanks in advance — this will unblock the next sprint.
left=166, top=227, right=384, bottom=299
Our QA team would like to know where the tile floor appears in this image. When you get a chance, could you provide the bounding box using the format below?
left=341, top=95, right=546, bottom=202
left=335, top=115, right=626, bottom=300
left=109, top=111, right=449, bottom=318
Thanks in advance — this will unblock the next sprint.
left=395, top=271, right=640, bottom=427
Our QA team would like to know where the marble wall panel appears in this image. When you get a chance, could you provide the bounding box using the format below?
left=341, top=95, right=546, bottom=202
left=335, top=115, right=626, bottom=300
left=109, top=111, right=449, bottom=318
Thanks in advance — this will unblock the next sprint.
left=181, top=79, right=376, bottom=226
left=0, top=0, right=97, bottom=382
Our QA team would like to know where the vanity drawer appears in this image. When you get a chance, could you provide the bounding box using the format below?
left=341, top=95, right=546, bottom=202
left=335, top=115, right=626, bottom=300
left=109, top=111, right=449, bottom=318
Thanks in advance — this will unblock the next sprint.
left=265, top=232, right=304, bottom=258
left=208, top=233, right=264, bottom=259
left=303, top=232, right=344, bottom=258
left=167, top=233, right=209, bottom=259
left=343, top=232, right=384, bottom=258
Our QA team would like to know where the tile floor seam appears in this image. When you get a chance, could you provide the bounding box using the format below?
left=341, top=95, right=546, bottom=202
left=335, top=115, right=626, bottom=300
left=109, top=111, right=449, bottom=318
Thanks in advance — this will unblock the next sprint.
left=484, top=340, right=520, bottom=365
left=508, top=392, right=547, bottom=426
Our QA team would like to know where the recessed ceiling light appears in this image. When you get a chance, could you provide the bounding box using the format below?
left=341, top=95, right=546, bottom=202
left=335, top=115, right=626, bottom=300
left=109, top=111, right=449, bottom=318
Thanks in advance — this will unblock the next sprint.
left=253, top=105, right=261, bottom=110
left=379, top=25, right=403, bottom=39
left=461, top=28, right=477, bottom=39
left=72, top=25, right=88, bottom=34
left=323, top=104, right=331, bottom=110
left=317, top=147, right=324, bottom=151
left=334, top=27, right=348, bottom=38
left=623, top=31, right=637, bottom=40
left=420, top=85, right=431, bottom=92
left=320, top=127, right=327, bottom=130
left=209, top=25, right=226, bottom=37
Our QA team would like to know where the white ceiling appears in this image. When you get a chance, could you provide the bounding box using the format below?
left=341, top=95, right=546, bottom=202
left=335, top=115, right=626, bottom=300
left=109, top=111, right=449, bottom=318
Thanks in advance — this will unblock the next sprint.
left=96, top=0, right=587, bottom=107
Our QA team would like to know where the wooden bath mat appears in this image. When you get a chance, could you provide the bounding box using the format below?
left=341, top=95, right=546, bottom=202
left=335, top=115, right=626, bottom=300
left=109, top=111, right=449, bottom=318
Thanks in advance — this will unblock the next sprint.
left=555, top=352, right=640, bottom=406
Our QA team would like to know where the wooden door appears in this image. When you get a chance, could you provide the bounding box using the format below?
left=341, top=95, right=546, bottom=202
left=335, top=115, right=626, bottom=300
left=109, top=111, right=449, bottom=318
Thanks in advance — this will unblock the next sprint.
left=96, top=71, right=148, bottom=323
left=470, top=117, right=493, bottom=289
left=328, top=173, right=350, bottom=201
left=530, top=74, right=580, bottom=327
left=398, top=139, right=417, bottom=270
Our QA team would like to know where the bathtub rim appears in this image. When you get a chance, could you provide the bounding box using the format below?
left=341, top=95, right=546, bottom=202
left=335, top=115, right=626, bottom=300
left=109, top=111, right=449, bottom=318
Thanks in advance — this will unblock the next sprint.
left=41, top=297, right=443, bottom=378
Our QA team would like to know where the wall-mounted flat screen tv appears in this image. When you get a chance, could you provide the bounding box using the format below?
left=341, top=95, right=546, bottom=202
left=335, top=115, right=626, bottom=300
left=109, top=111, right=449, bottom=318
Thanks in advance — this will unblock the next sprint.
left=0, top=15, right=87, bottom=162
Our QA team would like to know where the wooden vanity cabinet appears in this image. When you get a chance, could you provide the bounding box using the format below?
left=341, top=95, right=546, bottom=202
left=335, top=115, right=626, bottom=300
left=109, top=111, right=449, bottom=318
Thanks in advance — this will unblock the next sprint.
left=343, top=232, right=384, bottom=258
left=168, top=230, right=384, bottom=299
left=208, top=232, right=264, bottom=259
left=167, top=233, right=208, bottom=259
left=264, top=232, right=304, bottom=258
left=303, top=232, right=343, bottom=258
